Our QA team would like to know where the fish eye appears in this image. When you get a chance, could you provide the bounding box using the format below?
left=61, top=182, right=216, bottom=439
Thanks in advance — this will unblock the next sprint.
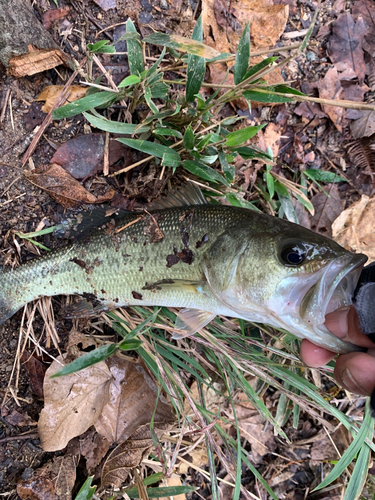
left=280, top=245, right=306, bottom=267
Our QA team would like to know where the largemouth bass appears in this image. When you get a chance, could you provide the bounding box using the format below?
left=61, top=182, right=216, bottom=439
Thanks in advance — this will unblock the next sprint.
left=0, top=186, right=367, bottom=353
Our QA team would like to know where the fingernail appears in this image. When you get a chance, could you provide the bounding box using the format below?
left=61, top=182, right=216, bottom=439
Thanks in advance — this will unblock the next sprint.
left=341, top=368, right=366, bottom=395
left=325, top=307, right=350, bottom=339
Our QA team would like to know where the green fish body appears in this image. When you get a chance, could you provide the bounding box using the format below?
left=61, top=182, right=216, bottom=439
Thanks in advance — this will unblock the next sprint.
left=0, top=188, right=367, bottom=353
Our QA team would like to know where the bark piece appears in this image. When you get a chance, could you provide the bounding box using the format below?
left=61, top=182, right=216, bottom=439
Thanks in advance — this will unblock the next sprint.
left=0, top=0, right=71, bottom=77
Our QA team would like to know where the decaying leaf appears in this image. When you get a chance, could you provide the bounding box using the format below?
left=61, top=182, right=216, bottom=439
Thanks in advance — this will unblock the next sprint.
left=37, top=85, right=87, bottom=113
left=38, top=353, right=112, bottom=451
left=332, top=195, right=375, bottom=262
left=101, top=422, right=172, bottom=487
left=17, top=456, right=76, bottom=500
left=68, top=330, right=98, bottom=350
left=317, top=67, right=346, bottom=132
left=6, top=409, right=36, bottom=427
left=79, top=429, right=111, bottom=471
left=42, top=7, right=70, bottom=30
left=351, top=110, right=375, bottom=139
left=310, top=184, right=344, bottom=238
left=51, top=134, right=131, bottom=179
left=95, top=357, right=175, bottom=444
left=93, top=0, right=117, bottom=11
left=24, top=163, right=115, bottom=208
left=352, top=0, right=375, bottom=57
left=327, top=11, right=367, bottom=83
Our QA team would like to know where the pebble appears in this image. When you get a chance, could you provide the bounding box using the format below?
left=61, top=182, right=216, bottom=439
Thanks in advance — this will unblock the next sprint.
left=160, top=0, right=169, bottom=9
left=306, top=51, right=316, bottom=62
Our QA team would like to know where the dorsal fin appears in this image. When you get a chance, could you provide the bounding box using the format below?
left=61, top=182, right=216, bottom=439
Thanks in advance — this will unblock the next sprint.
left=149, top=182, right=207, bottom=210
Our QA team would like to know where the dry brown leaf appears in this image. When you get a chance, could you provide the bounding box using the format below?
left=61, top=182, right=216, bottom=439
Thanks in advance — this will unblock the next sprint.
left=310, top=184, right=344, bottom=238
left=101, top=422, right=171, bottom=488
left=25, top=163, right=115, bottom=208
left=327, top=12, right=367, bottom=84
left=332, top=195, right=375, bottom=262
left=21, top=350, right=47, bottom=398
left=17, top=476, right=58, bottom=500
left=52, top=456, right=76, bottom=500
left=79, top=429, right=111, bottom=471
left=95, top=357, right=175, bottom=444
left=317, top=67, right=346, bottom=132
left=68, top=330, right=98, bottom=350
left=38, top=353, right=112, bottom=452
left=6, top=409, right=36, bottom=427
left=36, top=85, right=87, bottom=113
left=202, top=0, right=288, bottom=54
left=93, top=0, right=117, bottom=11
left=352, top=0, right=375, bottom=57
left=351, top=110, right=375, bottom=139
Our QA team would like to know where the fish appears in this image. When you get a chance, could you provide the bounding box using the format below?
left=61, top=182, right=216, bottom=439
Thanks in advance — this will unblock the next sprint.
left=0, top=184, right=368, bottom=354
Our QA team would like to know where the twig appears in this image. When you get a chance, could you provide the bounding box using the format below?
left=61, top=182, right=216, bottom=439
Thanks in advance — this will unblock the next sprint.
left=8, top=92, right=14, bottom=131
left=103, top=131, right=110, bottom=176
left=0, top=88, right=11, bottom=125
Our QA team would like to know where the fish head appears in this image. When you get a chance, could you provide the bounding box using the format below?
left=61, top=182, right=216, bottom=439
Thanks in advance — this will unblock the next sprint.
left=203, top=217, right=368, bottom=353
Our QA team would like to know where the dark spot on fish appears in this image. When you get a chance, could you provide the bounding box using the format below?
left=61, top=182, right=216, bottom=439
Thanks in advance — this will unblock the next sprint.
left=123, top=252, right=131, bottom=258
left=222, top=247, right=226, bottom=252
left=50, top=281, right=53, bottom=286
left=114, top=298, right=119, bottom=303
left=101, top=289, right=106, bottom=294
left=139, top=266, right=143, bottom=271
left=132, top=291, right=143, bottom=300
left=196, top=234, right=208, bottom=249
left=130, top=235, right=138, bottom=243
left=181, top=226, right=189, bottom=248
left=70, top=257, right=86, bottom=269
left=179, top=248, right=194, bottom=265
left=142, top=279, right=175, bottom=291
left=93, top=257, right=101, bottom=267
left=166, top=253, right=180, bottom=268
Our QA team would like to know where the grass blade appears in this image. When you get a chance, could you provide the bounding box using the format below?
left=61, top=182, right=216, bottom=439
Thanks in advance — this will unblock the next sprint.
left=186, top=16, right=206, bottom=103
left=143, top=33, right=221, bottom=59
left=83, top=112, right=150, bottom=134
left=53, top=91, right=118, bottom=120
left=234, top=22, right=250, bottom=85
left=183, top=159, right=229, bottom=186
left=225, top=124, right=264, bottom=147
left=117, top=138, right=181, bottom=166
left=51, top=343, right=118, bottom=377
left=73, top=476, right=96, bottom=500
left=126, top=18, right=144, bottom=75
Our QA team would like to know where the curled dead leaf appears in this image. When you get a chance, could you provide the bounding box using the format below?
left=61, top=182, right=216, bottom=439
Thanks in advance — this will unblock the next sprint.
left=95, top=357, right=175, bottom=444
left=101, top=422, right=172, bottom=488
left=38, top=353, right=112, bottom=452
left=37, top=85, right=87, bottom=113
left=24, top=163, right=115, bottom=208
left=332, top=195, right=375, bottom=262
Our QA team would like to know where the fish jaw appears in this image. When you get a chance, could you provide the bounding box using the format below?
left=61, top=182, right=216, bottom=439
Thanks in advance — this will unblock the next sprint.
left=267, top=252, right=368, bottom=353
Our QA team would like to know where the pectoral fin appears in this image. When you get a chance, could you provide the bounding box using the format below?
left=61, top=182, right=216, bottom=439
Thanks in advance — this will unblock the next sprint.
left=172, top=309, right=216, bottom=339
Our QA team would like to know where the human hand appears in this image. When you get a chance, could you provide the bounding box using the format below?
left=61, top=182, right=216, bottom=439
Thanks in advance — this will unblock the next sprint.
left=300, top=306, right=375, bottom=397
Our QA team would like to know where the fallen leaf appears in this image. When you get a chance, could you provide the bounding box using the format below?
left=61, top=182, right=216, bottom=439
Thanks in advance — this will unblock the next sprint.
left=42, top=8, right=70, bottom=29
left=6, top=409, right=36, bottom=427
left=351, top=110, right=375, bottom=139
left=68, top=330, right=98, bottom=350
left=352, top=0, right=375, bottom=57
left=23, top=101, right=46, bottom=131
left=310, top=427, right=349, bottom=462
left=101, top=422, right=171, bottom=487
left=21, top=350, right=47, bottom=398
left=202, top=0, right=288, bottom=54
left=93, top=0, right=117, bottom=11
left=38, top=353, right=112, bottom=451
left=262, top=122, right=281, bottom=157
left=36, top=85, right=87, bottom=113
left=317, top=67, right=346, bottom=132
left=95, top=357, right=174, bottom=444
left=52, top=456, right=76, bottom=500
left=17, top=476, right=58, bottom=500
left=332, top=195, right=375, bottom=262
left=310, top=184, right=344, bottom=238
left=327, top=11, right=367, bottom=84
left=25, top=163, right=115, bottom=208
left=79, top=429, right=111, bottom=471
left=51, top=134, right=131, bottom=179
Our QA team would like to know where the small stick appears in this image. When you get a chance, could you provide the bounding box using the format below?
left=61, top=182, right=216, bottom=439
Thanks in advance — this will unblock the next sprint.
left=103, top=131, right=110, bottom=176
left=0, top=88, right=11, bottom=125
left=9, top=92, right=14, bottom=131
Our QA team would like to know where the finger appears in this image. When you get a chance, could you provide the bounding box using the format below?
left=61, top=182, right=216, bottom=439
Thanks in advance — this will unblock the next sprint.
left=300, top=339, right=336, bottom=368
left=324, top=306, right=375, bottom=349
left=334, top=350, right=375, bottom=396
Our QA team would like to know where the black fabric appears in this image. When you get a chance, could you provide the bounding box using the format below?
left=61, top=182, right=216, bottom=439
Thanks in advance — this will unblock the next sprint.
left=353, top=262, right=375, bottom=336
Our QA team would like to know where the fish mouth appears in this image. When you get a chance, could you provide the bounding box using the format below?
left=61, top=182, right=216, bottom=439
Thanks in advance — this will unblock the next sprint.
left=299, top=253, right=367, bottom=327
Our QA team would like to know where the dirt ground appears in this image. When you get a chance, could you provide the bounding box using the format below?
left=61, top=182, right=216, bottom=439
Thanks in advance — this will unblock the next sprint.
left=1, top=0, right=375, bottom=498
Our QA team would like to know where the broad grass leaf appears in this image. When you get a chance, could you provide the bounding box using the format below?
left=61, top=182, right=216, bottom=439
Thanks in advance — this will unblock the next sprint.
left=225, top=192, right=261, bottom=212
left=144, top=33, right=220, bottom=59
left=52, top=343, right=118, bottom=377
left=95, top=358, right=174, bottom=444
left=38, top=354, right=111, bottom=451
left=153, top=127, right=182, bottom=139
left=117, top=138, right=181, bottom=166
left=74, top=476, right=96, bottom=500
left=242, top=57, right=278, bottom=82
left=186, top=16, right=206, bottom=103
left=87, top=40, right=115, bottom=53
left=225, top=124, right=264, bottom=147
left=118, top=74, right=141, bottom=88
left=83, top=112, right=149, bottom=134
left=126, top=19, right=144, bottom=75
left=243, top=90, right=294, bottom=104
left=52, top=91, right=118, bottom=119
left=183, top=159, right=229, bottom=186
left=304, top=169, right=346, bottom=183
left=183, top=124, right=195, bottom=150
left=234, top=22, right=250, bottom=85
left=124, top=484, right=195, bottom=498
